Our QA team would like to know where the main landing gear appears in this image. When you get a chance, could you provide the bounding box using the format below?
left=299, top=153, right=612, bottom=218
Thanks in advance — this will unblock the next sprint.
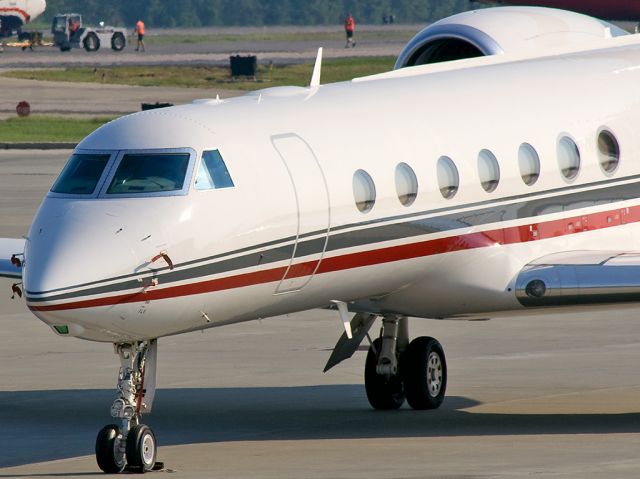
left=324, top=312, right=447, bottom=410
left=365, top=316, right=447, bottom=410
left=96, top=340, right=162, bottom=474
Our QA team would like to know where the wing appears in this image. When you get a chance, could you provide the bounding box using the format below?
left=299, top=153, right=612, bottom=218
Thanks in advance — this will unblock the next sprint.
left=516, top=251, right=640, bottom=306
left=0, top=238, right=25, bottom=279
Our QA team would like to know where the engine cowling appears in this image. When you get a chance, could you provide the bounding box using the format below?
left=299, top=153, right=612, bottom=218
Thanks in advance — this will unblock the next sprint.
left=395, top=6, right=628, bottom=69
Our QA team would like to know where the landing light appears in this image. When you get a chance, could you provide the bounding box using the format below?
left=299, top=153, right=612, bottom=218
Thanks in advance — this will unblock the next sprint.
left=525, top=280, right=546, bottom=298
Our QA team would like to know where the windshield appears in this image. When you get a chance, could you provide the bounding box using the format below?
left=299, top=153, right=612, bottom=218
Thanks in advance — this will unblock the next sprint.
left=107, top=153, right=190, bottom=194
left=50, top=153, right=110, bottom=195
left=52, top=16, right=67, bottom=33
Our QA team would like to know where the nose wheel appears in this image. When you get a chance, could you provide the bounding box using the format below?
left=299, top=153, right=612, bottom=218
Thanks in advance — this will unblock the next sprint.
left=95, top=424, right=126, bottom=474
left=126, top=425, right=157, bottom=472
left=96, top=424, right=158, bottom=474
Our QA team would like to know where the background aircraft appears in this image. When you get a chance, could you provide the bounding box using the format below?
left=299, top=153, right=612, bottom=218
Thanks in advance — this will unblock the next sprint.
left=0, top=0, right=46, bottom=37
left=475, top=1, right=640, bottom=20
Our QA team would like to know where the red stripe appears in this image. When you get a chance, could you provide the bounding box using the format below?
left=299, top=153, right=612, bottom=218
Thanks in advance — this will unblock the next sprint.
left=0, top=7, right=29, bottom=22
left=28, top=203, right=640, bottom=312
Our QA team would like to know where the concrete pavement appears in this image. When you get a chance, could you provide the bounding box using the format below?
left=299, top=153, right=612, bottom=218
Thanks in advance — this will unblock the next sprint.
left=1, top=150, right=640, bottom=478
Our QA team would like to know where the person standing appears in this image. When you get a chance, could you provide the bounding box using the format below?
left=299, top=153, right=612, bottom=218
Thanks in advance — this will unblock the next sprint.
left=344, top=13, right=355, bottom=48
left=134, top=18, right=145, bottom=52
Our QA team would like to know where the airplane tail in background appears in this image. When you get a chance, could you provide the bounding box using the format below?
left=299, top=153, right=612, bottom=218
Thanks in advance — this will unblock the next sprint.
left=0, top=0, right=47, bottom=37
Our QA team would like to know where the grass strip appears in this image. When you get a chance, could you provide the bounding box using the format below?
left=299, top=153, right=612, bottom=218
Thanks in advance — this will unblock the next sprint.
left=2, top=57, right=397, bottom=90
left=145, top=30, right=414, bottom=45
left=0, top=115, right=114, bottom=142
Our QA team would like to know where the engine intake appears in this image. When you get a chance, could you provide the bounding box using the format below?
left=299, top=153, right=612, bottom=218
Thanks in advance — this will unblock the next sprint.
left=395, top=6, right=628, bottom=69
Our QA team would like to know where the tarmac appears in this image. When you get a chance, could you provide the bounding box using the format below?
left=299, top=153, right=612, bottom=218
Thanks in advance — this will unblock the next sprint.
left=1, top=151, right=640, bottom=478
left=0, top=76, right=243, bottom=120
left=0, top=24, right=414, bottom=69
left=0, top=25, right=640, bottom=477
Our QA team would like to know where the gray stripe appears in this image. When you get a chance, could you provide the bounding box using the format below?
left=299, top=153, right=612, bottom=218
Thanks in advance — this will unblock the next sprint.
left=27, top=244, right=295, bottom=303
left=326, top=179, right=631, bottom=252
left=26, top=175, right=640, bottom=302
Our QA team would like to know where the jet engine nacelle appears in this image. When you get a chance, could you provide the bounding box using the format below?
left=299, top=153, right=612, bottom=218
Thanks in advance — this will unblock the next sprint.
left=395, top=6, right=628, bottom=69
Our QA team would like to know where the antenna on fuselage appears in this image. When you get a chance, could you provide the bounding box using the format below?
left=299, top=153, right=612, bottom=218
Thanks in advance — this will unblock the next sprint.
left=310, top=47, right=323, bottom=88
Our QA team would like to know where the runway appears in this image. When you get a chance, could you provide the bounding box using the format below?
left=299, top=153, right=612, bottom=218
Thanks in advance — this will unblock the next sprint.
left=1, top=150, right=640, bottom=477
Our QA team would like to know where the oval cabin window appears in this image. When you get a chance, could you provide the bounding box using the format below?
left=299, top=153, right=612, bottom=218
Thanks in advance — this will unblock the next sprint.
left=597, top=129, right=620, bottom=174
left=477, top=149, right=500, bottom=193
left=395, top=162, right=418, bottom=206
left=557, top=136, right=580, bottom=181
left=518, top=143, right=540, bottom=186
left=353, top=169, right=376, bottom=213
left=437, top=156, right=459, bottom=199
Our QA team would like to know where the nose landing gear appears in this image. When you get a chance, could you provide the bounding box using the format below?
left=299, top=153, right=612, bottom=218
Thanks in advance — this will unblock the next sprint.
left=95, top=340, right=161, bottom=474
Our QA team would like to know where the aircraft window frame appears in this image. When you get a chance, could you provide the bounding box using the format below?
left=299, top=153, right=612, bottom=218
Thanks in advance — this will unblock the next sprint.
left=194, top=149, right=235, bottom=191
left=437, top=156, right=459, bottom=199
left=48, top=150, right=115, bottom=199
left=597, top=128, right=620, bottom=175
left=557, top=135, right=581, bottom=182
left=353, top=169, right=376, bottom=213
left=518, top=143, right=540, bottom=186
left=98, top=148, right=197, bottom=198
left=477, top=149, right=500, bottom=193
left=395, top=162, right=418, bottom=206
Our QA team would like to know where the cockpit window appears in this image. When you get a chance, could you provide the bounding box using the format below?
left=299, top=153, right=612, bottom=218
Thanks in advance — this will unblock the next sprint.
left=50, top=153, right=110, bottom=195
left=195, top=150, right=234, bottom=190
left=107, top=153, right=190, bottom=194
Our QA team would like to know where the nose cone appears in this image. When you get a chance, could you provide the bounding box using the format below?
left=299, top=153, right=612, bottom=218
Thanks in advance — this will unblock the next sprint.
left=25, top=201, right=135, bottom=296
left=23, top=199, right=170, bottom=305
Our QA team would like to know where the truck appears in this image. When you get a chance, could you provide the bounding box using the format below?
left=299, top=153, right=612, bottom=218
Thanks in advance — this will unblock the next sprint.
left=51, top=13, right=127, bottom=52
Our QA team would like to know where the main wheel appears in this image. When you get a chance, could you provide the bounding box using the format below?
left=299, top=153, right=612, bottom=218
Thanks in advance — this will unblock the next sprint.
left=111, top=32, right=126, bottom=51
left=126, top=424, right=157, bottom=472
left=364, top=337, right=405, bottom=409
left=402, top=336, right=447, bottom=410
left=96, top=424, right=126, bottom=474
left=83, top=32, right=100, bottom=52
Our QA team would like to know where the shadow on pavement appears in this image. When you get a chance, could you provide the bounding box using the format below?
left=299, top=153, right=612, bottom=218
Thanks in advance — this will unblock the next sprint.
left=1, top=385, right=638, bottom=468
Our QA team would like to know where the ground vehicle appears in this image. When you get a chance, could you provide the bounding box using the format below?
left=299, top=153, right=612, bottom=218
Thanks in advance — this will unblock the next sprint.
left=51, top=13, right=126, bottom=52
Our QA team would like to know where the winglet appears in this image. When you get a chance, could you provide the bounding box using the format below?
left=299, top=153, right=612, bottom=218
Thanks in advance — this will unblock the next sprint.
left=310, top=47, right=323, bottom=88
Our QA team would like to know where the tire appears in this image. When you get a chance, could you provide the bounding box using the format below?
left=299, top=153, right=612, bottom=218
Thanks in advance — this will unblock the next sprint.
left=95, top=424, right=126, bottom=474
left=402, top=336, right=447, bottom=410
left=126, top=424, right=157, bottom=472
left=83, top=32, right=100, bottom=52
left=59, top=42, right=71, bottom=52
left=364, top=337, right=405, bottom=410
left=111, top=32, right=126, bottom=51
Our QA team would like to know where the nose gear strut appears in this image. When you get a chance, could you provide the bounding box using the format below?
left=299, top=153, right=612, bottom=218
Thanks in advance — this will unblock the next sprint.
left=95, top=340, right=163, bottom=474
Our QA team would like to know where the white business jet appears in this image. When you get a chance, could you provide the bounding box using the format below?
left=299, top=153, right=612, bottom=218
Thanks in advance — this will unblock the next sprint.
left=2, top=5, right=640, bottom=473
left=0, top=0, right=46, bottom=37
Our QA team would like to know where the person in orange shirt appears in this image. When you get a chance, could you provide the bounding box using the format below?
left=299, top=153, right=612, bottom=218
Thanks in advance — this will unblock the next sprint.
left=344, top=13, right=355, bottom=48
left=134, top=18, right=145, bottom=52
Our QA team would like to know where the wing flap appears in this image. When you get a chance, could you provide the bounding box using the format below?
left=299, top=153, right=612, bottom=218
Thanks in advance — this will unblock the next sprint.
left=0, top=238, right=25, bottom=279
